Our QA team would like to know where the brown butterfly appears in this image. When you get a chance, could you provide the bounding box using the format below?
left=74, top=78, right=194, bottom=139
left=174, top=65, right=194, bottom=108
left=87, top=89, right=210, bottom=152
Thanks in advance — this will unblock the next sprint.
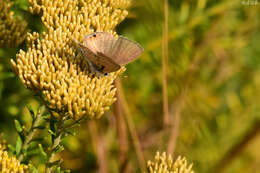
left=75, top=32, right=144, bottom=75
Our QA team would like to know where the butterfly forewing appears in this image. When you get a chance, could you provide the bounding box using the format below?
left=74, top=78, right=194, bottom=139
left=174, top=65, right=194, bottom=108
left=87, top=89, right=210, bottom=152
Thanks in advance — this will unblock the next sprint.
left=84, top=32, right=115, bottom=54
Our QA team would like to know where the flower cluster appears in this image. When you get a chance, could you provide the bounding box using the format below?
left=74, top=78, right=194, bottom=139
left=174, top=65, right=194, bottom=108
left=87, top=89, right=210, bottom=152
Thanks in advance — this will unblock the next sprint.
left=146, top=152, right=195, bottom=173
left=11, top=0, right=130, bottom=119
left=0, top=141, right=28, bottom=173
left=0, top=0, right=27, bottom=47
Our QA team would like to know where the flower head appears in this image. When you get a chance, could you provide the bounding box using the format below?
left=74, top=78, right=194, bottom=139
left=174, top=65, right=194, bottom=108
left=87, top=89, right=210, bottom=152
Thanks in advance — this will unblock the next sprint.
left=11, top=0, right=130, bottom=119
left=146, top=152, right=195, bottom=173
left=0, top=141, right=28, bottom=173
left=0, top=0, right=27, bottom=47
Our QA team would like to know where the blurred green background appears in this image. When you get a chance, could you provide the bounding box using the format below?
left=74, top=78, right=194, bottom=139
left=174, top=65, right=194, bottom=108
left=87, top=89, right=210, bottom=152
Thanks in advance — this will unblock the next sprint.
left=1, top=0, right=260, bottom=172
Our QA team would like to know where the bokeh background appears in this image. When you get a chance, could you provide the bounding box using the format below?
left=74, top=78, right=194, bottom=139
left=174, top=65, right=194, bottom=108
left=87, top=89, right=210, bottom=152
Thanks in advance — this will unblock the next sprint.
left=0, top=0, right=260, bottom=172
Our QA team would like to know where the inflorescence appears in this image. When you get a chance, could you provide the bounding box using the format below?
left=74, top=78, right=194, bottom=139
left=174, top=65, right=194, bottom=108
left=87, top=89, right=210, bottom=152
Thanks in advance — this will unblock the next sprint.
left=0, top=0, right=27, bottom=47
left=146, top=152, right=195, bottom=173
left=0, top=140, right=28, bottom=173
left=11, top=0, right=130, bottom=119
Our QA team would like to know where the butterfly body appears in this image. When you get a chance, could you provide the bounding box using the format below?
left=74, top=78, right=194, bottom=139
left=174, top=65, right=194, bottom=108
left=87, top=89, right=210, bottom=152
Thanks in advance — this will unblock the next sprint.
left=75, top=32, right=144, bottom=75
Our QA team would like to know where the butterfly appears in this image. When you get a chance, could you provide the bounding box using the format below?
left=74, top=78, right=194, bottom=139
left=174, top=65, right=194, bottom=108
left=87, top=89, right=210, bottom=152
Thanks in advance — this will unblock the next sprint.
left=74, top=32, right=144, bottom=76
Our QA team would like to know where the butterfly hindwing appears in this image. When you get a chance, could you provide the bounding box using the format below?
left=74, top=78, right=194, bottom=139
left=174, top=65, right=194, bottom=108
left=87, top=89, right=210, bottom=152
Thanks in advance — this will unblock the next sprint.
left=78, top=42, right=120, bottom=73
left=96, top=52, right=121, bottom=73
left=84, top=32, right=143, bottom=66
left=108, top=36, right=144, bottom=65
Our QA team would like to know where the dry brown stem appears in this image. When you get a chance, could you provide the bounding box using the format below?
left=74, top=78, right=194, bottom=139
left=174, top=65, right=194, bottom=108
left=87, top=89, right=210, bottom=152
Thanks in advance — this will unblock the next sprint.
left=89, top=121, right=108, bottom=173
left=114, top=78, right=130, bottom=173
left=162, top=0, right=169, bottom=127
left=116, top=78, right=146, bottom=172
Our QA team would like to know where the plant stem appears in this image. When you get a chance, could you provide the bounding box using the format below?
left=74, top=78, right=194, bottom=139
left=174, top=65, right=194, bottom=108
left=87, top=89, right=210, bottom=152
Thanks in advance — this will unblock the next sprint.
left=114, top=78, right=129, bottom=173
left=162, top=0, right=169, bottom=127
left=45, top=115, right=65, bottom=173
left=45, top=113, right=85, bottom=173
left=46, top=152, right=56, bottom=173
left=167, top=89, right=186, bottom=154
left=116, top=78, right=146, bottom=172
left=89, top=121, right=108, bottom=173
left=18, top=106, right=46, bottom=162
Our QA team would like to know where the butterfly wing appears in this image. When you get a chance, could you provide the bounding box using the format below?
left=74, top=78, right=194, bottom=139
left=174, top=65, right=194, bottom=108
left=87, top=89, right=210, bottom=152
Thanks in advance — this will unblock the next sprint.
left=82, top=32, right=143, bottom=72
left=96, top=52, right=121, bottom=73
left=84, top=32, right=116, bottom=55
left=105, top=36, right=144, bottom=66
left=78, top=43, right=120, bottom=73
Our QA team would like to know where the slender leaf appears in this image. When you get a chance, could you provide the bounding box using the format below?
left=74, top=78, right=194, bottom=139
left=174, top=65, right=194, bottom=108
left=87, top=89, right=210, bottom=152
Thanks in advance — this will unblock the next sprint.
left=16, top=135, right=22, bottom=156
left=14, top=119, right=23, bottom=133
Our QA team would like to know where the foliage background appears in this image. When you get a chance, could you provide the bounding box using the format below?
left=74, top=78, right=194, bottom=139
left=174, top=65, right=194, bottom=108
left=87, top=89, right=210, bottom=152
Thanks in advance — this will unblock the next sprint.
left=0, top=0, right=260, bottom=172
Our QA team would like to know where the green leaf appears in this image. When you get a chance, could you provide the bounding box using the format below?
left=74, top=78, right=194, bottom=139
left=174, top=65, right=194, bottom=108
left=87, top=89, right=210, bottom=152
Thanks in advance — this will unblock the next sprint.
left=43, top=117, right=51, bottom=121
left=29, top=164, right=39, bottom=173
left=48, top=129, right=56, bottom=136
left=38, top=144, right=48, bottom=161
left=26, top=148, right=40, bottom=156
left=64, top=129, right=76, bottom=136
left=54, top=166, right=61, bottom=173
left=7, top=144, right=15, bottom=154
left=42, top=112, right=50, bottom=119
left=26, top=104, right=35, bottom=118
left=33, top=125, right=46, bottom=130
left=16, top=135, right=22, bottom=156
left=14, top=120, right=23, bottom=133
left=29, top=137, right=44, bottom=143
left=47, top=160, right=61, bottom=167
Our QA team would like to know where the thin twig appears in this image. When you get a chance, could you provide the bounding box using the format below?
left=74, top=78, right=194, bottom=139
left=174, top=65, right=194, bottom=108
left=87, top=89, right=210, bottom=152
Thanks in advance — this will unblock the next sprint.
left=167, top=89, right=186, bottom=154
left=114, top=78, right=130, bottom=173
left=162, top=0, right=169, bottom=127
left=89, top=121, right=108, bottom=173
left=116, top=78, right=146, bottom=172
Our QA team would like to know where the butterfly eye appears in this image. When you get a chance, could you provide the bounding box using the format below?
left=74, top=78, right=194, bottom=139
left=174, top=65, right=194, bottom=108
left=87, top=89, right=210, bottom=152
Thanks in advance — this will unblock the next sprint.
left=93, top=34, right=96, bottom=38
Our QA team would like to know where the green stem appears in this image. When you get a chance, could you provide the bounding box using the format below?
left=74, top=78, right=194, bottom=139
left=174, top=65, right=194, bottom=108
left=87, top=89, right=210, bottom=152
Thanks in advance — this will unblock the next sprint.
left=45, top=114, right=65, bottom=173
left=18, top=106, right=46, bottom=162
left=45, top=134, right=63, bottom=173
left=44, top=109, right=86, bottom=172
